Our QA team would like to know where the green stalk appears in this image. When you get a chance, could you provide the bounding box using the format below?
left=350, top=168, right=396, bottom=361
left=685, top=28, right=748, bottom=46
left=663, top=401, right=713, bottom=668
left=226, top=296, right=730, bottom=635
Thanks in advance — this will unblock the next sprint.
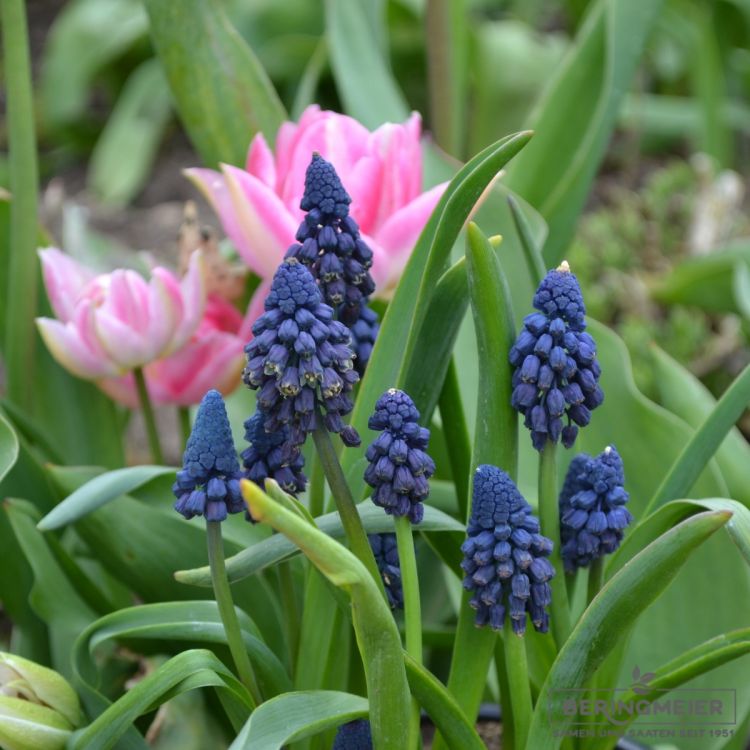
left=539, top=442, right=572, bottom=649
left=206, top=520, right=261, bottom=706
left=494, top=638, right=515, bottom=750
left=134, top=367, right=164, bottom=464
left=308, top=452, right=326, bottom=518
left=502, top=620, right=533, bottom=749
left=311, top=425, right=385, bottom=598
left=587, top=557, right=604, bottom=606
left=278, top=560, right=300, bottom=672
left=178, top=406, right=192, bottom=446
left=395, top=515, right=422, bottom=749
left=438, top=358, right=471, bottom=520
left=1, top=0, right=39, bottom=407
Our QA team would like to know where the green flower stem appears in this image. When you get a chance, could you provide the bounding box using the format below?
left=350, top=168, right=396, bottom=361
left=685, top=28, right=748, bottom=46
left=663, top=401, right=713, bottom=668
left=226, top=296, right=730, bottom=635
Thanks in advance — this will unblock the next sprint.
left=308, top=452, right=326, bottom=518
left=539, top=442, right=572, bottom=650
left=206, top=520, right=262, bottom=706
left=587, top=557, right=604, bottom=606
left=277, top=560, right=300, bottom=672
left=1, top=0, right=38, bottom=408
left=395, top=515, right=422, bottom=749
left=311, top=425, right=385, bottom=599
left=502, top=620, right=533, bottom=749
left=178, top=406, right=192, bottom=446
left=438, top=358, right=471, bottom=520
left=133, top=368, right=163, bottom=464
left=494, top=637, right=515, bottom=750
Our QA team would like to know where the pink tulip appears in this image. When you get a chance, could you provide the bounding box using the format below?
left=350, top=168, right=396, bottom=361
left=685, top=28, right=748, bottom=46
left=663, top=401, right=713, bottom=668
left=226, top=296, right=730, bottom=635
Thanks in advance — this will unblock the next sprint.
left=36, top=248, right=207, bottom=379
left=186, top=105, right=447, bottom=297
left=98, top=285, right=269, bottom=407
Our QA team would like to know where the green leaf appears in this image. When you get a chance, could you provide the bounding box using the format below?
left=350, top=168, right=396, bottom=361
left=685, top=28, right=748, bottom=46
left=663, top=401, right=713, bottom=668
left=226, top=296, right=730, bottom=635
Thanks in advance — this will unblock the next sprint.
left=0, top=411, right=19, bottom=484
left=340, top=131, right=532, bottom=484
left=507, top=194, right=545, bottom=287
left=525, top=510, right=731, bottom=749
left=325, top=0, right=409, bottom=127
left=88, top=59, right=172, bottom=206
left=733, top=261, right=750, bottom=320
left=73, top=602, right=290, bottom=701
left=40, top=0, right=147, bottom=127
left=504, top=0, right=664, bottom=263
left=242, top=481, right=410, bottom=749
left=650, top=344, right=750, bottom=507
left=71, top=650, right=252, bottom=750
left=646, top=361, right=750, bottom=514
left=176, top=503, right=463, bottom=587
left=143, top=0, right=286, bottom=166
left=38, top=465, right=175, bottom=531
left=228, top=690, right=368, bottom=750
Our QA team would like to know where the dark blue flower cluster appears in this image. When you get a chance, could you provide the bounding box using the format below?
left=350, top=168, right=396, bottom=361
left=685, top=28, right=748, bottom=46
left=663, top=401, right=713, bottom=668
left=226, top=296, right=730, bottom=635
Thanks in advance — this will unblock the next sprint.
left=509, top=262, right=603, bottom=451
left=173, top=390, right=244, bottom=522
left=559, top=446, right=631, bottom=571
left=368, top=533, right=403, bottom=610
left=461, top=465, right=555, bottom=635
left=332, top=719, right=372, bottom=750
left=348, top=301, right=379, bottom=375
left=364, top=389, right=435, bottom=524
left=286, top=153, right=376, bottom=327
left=241, top=410, right=306, bottom=495
left=243, top=259, right=360, bottom=454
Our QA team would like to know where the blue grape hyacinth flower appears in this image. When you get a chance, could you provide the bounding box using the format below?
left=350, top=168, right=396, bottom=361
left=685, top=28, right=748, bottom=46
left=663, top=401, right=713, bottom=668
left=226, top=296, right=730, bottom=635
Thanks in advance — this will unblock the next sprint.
left=364, top=389, right=435, bottom=524
left=509, top=261, right=603, bottom=451
left=369, top=533, right=403, bottom=610
left=332, top=719, right=372, bottom=750
left=173, top=390, right=244, bottom=522
left=243, top=259, right=360, bottom=456
left=559, top=446, right=632, bottom=572
left=348, top=300, right=379, bottom=375
left=286, top=153, right=376, bottom=326
left=461, top=465, right=555, bottom=635
left=241, top=410, right=306, bottom=495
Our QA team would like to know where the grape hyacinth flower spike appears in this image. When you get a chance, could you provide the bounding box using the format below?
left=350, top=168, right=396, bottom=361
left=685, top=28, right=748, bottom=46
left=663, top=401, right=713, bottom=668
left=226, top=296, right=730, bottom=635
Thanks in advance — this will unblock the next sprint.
left=559, top=446, right=632, bottom=572
left=364, top=389, right=435, bottom=524
left=173, top=390, right=244, bottom=522
left=461, top=465, right=555, bottom=635
left=241, top=410, right=307, bottom=496
left=349, top=300, right=379, bottom=375
left=286, top=153, right=376, bottom=324
left=332, top=719, right=372, bottom=750
left=510, top=261, right=603, bottom=450
left=243, top=258, right=360, bottom=456
left=369, top=533, right=404, bottom=610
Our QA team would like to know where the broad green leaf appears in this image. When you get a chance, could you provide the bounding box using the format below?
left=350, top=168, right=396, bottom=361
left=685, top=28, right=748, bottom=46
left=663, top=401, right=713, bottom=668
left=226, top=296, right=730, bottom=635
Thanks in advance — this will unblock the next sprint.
left=73, top=602, right=290, bottom=701
left=38, top=465, right=175, bottom=531
left=401, top=257, right=468, bottom=430
left=40, top=0, right=147, bottom=127
left=176, top=503, right=464, bottom=587
left=325, top=0, right=409, bottom=127
left=88, top=59, right=172, bottom=206
left=143, top=0, right=286, bottom=166
left=504, top=0, right=664, bottom=263
left=242, top=481, right=410, bottom=749
left=229, top=690, right=367, bottom=750
left=588, top=629, right=750, bottom=750
left=0, top=411, right=19, bottom=484
left=526, top=510, right=731, bottom=749
left=71, top=650, right=252, bottom=750
left=733, top=261, right=750, bottom=320
left=646, top=361, right=750, bottom=514
left=507, top=194, right=545, bottom=286
left=650, top=345, right=750, bottom=507
left=340, top=131, right=532, bottom=484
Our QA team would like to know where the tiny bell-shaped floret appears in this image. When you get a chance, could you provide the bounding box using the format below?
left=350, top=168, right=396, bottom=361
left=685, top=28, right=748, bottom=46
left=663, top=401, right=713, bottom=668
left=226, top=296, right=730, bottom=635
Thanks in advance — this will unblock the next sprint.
left=369, top=533, right=403, bottom=610
left=559, top=445, right=632, bottom=571
left=173, top=390, right=244, bottom=522
left=347, top=300, right=379, bottom=375
left=364, top=389, right=435, bottom=524
left=461, top=465, right=555, bottom=635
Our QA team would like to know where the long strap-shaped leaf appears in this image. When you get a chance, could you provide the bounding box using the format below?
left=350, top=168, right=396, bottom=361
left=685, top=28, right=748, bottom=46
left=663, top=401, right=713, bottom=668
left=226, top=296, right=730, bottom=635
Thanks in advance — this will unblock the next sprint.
left=525, top=510, right=731, bottom=750
left=0, top=413, right=19, bottom=485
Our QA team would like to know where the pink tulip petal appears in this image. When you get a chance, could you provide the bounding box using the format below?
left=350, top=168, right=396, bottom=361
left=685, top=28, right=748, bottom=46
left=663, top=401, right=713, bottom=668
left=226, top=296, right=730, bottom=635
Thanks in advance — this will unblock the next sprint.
left=94, top=309, right=157, bottom=369
left=346, top=156, right=382, bottom=236
left=97, top=374, right=139, bottom=409
left=38, top=248, right=95, bottom=322
left=372, top=182, right=448, bottom=295
left=274, top=105, right=324, bottom=183
left=245, top=133, right=277, bottom=187
left=170, top=250, right=207, bottom=351
left=239, top=278, right=272, bottom=340
left=220, top=164, right=298, bottom=277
